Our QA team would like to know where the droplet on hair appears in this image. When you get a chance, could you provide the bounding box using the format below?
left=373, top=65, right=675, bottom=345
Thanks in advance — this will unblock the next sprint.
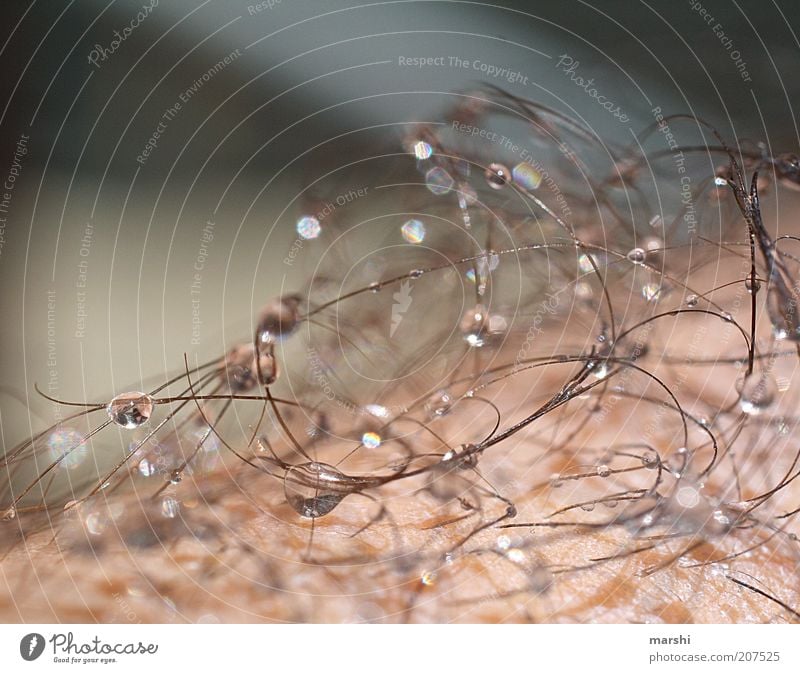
left=107, top=392, right=154, bottom=429
left=426, top=389, right=453, bottom=418
left=596, top=464, right=611, bottom=478
left=626, top=247, right=646, bottom=265
left=737, top=373, right=777, bottom=416
left=685, top=294, right=699, bottom=307
left=744, top=277, right=760, bottom=294
left=485, top=162, right=511, bottom=189
left=257, top=295, right=301, bottom=345
left=284, top=462, right=347, bottom=519
left=460, top=305, right=489, bottom=347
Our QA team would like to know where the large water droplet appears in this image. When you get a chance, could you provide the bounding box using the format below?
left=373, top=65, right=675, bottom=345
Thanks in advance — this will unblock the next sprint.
left=284, top=462, right=348, bottom=518
left=257, top=294, right=301, bottom=345
left=627, top=247, right=646, bottom=265
left=107, top=392, right=154, bottom=429
left=225, top=343, right=277, bottom=390
left=485, top=162, right=511, bottom=189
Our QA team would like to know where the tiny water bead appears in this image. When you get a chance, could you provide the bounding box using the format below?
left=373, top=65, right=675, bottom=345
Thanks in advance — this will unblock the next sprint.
left=425, top=166, right=454, bottom=195
left=401, top=219, right=426, bottom=244
left=496, top=534, right=511, bottom=551
left=512, top=162, right=542, bottom=190
left=412, top=140, right=433, bottom=160
left=626, top=247, right=646, bottom=265
left=484, top=162, right=511, bottom=189
left=744, top=277, right=761, bottom=293
left=284, top=462, right=348, bottom=519
left=296, top=215, right=321, bottom=240
left=596, top=464, right=611, bottom=478
left=420, top=570, right=437, bottom=586
left=362, top=431, right=382, bottom=449
left=47, top=427, right=88, bottom=468
left=685, top=294, right=699, bottom=307
left=737, top=373, right=777, bottom=416
left=107, top=392, right=154, bottom=429
left=257, top=294, right=302, bottom=345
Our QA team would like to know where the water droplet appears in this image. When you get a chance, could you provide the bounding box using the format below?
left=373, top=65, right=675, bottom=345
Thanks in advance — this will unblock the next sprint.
left=713, top=509, right=730, bottom=526
left=460, top=305, right=488, bottom=347
left=685, top=294, right=699, bottom=307
left=361, top=431, right=381, bottom=449
left=496, top=534, right=511, bottom=550
left=721, top=311, right=733, bottom=323
left=161, top=496, right=180, bottom=519
left=257, top=295, right=301, bottom=345
left=745, top=277, right=760, bottom=293
left=596, top=464, right=611, bottom=478
left=47, top=427, right=88, bottom=469
left=511, top=162, right=542, bottom=190
left=675, top=484, right=701, bottom=509
left=2, top=506, right=16, bottom=521
left=627, top=247, right=646, bottom=265
left=168, top=469, right=182, bottom=485
left=425, top=166, right=454, bottom=195
left=85, top=511, right=107, bottom=536
left=578, top=253, right=596, bottom=274
left=580, top=503, right=596, bottom=512
left=296, top=215, right=321, bottom=240
left=364, top=404, right=389, bottom=419
left=602, top=499, right=619, bottom=509
left=412, top=140, right=433, bottom=160
left=138, top=458, right=157, bottom=477
left=401, top=219, right=426, bottom=244
left=641, top=283, right=662, bottom=302
left=641, top=450, right=658, bottom=469
left=284, top=462, right=348, bottom=519
left=485, top=162, right=511, bottom=189
left=592, top=361, right=610, bottom=380
left=425, top=389, right=453, bottom=418
left=714, top=176, right=728, bottom=187
left=738, top=373, right=777, bottom=416
left=409, top=268, right=424, bottom=279
left=549, top=473, right=564, bottom=488
left=507, top=548, right=525, bottom=563
left=421, top=570, right=437, bottom=586
left=225, top=343, right=278, bottom=390
left=369, top=282, right=381, bottom=293
left=107, top=392, right=154, bottom=429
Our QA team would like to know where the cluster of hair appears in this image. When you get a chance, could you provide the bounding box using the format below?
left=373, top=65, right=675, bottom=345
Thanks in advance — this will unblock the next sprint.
left=2, top=86, right=800, bottom=622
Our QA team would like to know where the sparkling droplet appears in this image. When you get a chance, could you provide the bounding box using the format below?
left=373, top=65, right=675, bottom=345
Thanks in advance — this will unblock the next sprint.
left=596, top=464, right=611, bottom=478
left=168, top=469, right=182, bottom=485
left=626, top=247, right=646, bottom=265
left=592, top=361, right=610, bottom=380
left=284, top=462, right=348, bottom=519
left=361, top=431, right=381, bottom=449
left=721, top=311, right=733, bottom=323
left=161, top=496, right=180, bottom=519
left=47, top=427, right=88, bottom=468
left=713, top=509, right=730, bottom=526
left=738, top=373, right=777, bottom=416
left=425, top=166, right=454, bottom=195
left=685, top=294, right=699, bottom=307
left=401, top=219, right=426, bottom=244
left=425, top=389, right=453, bottom=418
left=412, top=140, right=433, bottom=160
left=496, top=534, right=511, bottom=551
left=107, top=392, right=154, bottom=429
left=85, top=511, right=107, bottom=536
left=507, top=548, right=525, bottom=563
left=714, top=176, right=728, bottom=187
left=641, top=283, right=662, bottom=302
left=485, top=162, right=511, bottom=189
left=296, top=215, right=321, bottom=240
left=257, top=294, right=301, bottom=345
left=409, top=268, right=424, bottom=279
left=549, top=473, right=564, bottom=488
left=364, top=404, right=389, bottom=419
left=369, top=282, right=381, bottom=293
left=420, top=570, right=437, bottom=586
left=511, top=162, right=542, bottom=190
